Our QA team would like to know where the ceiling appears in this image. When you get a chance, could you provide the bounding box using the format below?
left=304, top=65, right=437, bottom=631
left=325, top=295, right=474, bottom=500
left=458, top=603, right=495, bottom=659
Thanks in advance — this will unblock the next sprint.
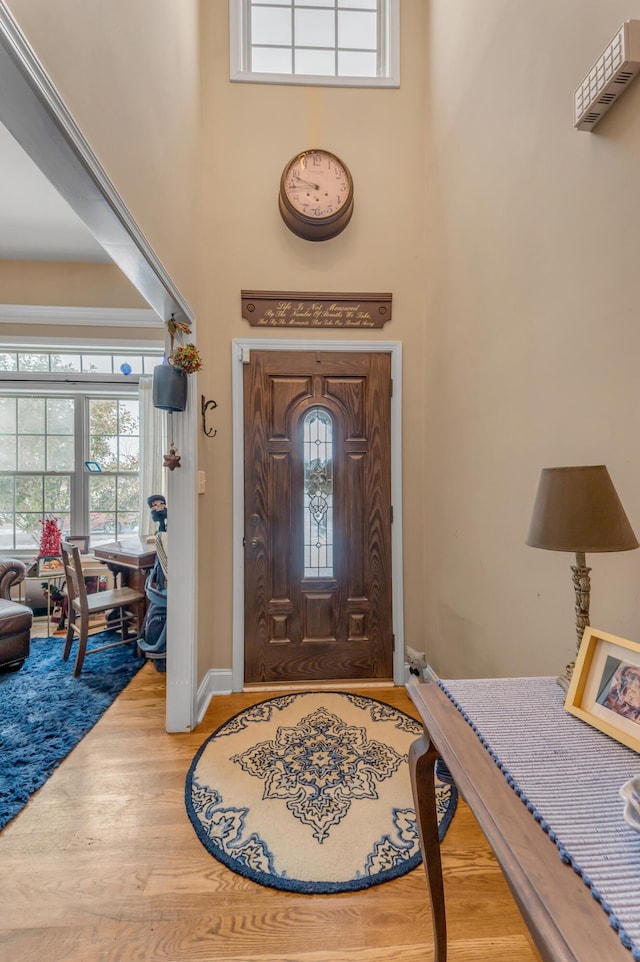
left=0, top=120, right=110, bottom=263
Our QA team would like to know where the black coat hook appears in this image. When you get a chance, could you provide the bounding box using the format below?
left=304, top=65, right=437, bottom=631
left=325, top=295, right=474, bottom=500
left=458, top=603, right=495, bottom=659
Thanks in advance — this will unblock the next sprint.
left=201, top=395, right=217, bottom=437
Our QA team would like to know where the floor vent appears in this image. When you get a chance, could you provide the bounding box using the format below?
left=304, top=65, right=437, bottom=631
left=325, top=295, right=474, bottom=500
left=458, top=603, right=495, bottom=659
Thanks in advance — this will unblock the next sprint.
left=574, top=20, right=640, bottom=130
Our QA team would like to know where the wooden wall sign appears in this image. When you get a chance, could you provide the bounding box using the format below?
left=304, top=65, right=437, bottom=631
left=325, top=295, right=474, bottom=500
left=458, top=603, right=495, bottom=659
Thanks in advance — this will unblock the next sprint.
left=241, top=291, right=392, bottom=329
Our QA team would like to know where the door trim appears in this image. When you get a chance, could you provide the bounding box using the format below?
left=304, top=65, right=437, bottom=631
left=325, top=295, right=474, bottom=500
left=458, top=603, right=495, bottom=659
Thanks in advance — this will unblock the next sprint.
left=232, top=338, right=404, bottom=690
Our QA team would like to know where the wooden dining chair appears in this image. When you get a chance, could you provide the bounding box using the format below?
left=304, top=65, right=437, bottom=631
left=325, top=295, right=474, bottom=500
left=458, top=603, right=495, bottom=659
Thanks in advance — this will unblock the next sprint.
left=60, top=540, right=145, bottom=677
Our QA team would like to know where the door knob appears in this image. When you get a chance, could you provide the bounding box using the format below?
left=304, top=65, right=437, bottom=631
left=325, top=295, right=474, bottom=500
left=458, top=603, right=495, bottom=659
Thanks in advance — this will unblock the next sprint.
left=249, top=537, right=259, bottom=549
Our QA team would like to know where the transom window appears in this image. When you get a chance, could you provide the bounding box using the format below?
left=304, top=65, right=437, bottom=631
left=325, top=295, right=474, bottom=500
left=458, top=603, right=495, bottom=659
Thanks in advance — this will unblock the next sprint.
left=0, top=349, right=159, bottom=375
left=230, top=0, right=400, bottom=87
left=303, top=407, right=334, bottom=577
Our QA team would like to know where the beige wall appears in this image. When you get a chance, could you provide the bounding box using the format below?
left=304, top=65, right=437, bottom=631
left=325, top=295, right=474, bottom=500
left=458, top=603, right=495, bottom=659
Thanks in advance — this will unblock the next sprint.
left=6, top=0, right=640, bottom=685
left=196, top=1, right=430, bottom=675
left=0, top=260, right=148, bottom=307
left=423, top=0, right=640, bottom=677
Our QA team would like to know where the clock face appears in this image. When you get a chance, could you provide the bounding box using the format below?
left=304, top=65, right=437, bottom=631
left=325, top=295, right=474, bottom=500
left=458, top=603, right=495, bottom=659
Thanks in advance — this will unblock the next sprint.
left=282, top=149, right=352, bottom=220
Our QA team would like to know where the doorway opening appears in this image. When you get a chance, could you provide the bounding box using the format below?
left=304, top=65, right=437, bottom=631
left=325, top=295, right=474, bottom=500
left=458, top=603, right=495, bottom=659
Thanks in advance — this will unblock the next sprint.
left=0, top=7, right=197, bottom=730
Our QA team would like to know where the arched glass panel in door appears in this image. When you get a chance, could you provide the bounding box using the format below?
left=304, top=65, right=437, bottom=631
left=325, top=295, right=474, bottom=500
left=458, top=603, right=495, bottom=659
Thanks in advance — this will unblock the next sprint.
left=303, top=407, right=334, bottom=578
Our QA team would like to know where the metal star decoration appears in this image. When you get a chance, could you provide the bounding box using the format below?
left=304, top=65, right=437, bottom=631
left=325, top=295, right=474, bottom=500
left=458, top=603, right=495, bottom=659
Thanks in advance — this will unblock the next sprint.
left=163, top=442, right=181, bottom=471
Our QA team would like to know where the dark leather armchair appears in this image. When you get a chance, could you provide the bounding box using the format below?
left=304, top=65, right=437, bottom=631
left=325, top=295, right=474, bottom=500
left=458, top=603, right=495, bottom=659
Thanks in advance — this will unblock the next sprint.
left=0, top=559, right=32, bottom=671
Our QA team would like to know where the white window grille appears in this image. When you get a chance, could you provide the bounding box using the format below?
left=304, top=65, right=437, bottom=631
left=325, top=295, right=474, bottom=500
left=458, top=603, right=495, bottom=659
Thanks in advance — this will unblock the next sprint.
left=229, top=0, right=400, bottom=88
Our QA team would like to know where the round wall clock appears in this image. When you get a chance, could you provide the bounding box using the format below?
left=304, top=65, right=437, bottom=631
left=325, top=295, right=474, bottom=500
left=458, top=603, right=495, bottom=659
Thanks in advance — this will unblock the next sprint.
left=279, top=148, right=354, bottom=241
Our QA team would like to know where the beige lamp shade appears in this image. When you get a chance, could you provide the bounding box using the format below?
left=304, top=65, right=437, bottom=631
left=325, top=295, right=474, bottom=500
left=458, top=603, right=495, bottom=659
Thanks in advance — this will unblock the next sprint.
left=526, top=465, right=638, bottom=553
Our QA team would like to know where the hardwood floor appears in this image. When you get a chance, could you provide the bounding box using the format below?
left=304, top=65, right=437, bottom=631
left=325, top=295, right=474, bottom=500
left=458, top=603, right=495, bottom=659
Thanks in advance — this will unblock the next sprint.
left=0, top=667, right=541, bottom=962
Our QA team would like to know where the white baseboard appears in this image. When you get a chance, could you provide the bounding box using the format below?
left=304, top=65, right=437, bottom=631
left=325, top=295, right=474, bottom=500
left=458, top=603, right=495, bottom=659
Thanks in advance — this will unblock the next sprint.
left=196, top=668, right=233, bottom=725
left=198, top=665, right=427, bottom=725
left=423, top=663, right=439, bottom=683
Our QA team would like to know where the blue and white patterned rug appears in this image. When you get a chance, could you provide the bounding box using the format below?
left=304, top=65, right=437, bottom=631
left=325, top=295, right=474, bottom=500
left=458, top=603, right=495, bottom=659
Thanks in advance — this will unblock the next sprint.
left=185, top=691, right=457, bottom=894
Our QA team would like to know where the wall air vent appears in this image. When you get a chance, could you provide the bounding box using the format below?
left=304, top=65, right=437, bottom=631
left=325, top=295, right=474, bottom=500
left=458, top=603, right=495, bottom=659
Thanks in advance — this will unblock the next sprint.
left=574, top=20, right=640, bottom=130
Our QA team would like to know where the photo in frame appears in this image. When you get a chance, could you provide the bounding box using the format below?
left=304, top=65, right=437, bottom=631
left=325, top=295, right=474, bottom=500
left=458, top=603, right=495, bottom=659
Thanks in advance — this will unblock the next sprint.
left=37, top=555, right=65, bottom=577
left=66, top=535, right=90, bottom=554
left=565, top=627, right=640, bottom=753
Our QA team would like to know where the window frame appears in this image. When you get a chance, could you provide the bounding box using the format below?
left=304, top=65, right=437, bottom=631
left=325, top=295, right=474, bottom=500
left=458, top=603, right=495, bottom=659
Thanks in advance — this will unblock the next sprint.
left=0, top=358, right=159, bottom=557
left=229, top=0, right=400, bottom=88
left=0, top=383, right=140, bottom=556
left=85, top=394, right=142, bottom=544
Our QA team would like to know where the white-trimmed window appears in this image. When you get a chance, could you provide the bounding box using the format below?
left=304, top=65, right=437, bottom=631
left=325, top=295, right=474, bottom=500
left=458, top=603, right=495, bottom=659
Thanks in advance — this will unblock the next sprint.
left=0, top=347, right=163, bottom=554
left=229, top=0, right=399, bottom=88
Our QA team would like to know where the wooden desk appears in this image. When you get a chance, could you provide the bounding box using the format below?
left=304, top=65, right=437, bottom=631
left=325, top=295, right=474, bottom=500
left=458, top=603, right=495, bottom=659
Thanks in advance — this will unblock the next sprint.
left=93, top=539, right=156, bottom=622
left=407, top=682, right=631, bottom=962
left=94, top=539, right=156, bottom=588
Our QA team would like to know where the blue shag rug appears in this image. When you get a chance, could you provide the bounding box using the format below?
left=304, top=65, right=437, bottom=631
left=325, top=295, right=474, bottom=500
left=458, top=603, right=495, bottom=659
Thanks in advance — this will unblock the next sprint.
left=0, top=632, right=144, bottom=830
left=186, top=691, right=458, bottom=894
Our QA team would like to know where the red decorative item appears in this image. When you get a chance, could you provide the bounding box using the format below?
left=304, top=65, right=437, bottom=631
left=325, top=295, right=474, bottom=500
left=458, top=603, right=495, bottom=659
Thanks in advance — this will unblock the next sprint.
left=38, top=516, right=62, bottom=557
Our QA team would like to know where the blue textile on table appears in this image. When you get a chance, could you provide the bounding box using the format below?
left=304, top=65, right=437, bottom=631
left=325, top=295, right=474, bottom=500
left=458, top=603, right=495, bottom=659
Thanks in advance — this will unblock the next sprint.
left=439, top=676, right=640, bottom=961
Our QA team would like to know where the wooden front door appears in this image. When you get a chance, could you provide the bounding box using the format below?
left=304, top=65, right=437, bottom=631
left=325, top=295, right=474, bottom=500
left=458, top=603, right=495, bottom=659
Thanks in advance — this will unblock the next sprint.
left=244, top=350, right=393, bottom=684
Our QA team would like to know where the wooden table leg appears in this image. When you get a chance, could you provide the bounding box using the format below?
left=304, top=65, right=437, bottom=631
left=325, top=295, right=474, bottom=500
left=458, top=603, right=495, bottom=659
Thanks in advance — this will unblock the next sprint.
left=409, top=732, right=447, bottom=962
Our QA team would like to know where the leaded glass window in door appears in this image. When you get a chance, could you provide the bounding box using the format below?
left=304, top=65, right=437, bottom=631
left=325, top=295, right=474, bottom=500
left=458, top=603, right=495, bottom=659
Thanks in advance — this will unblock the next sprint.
left=303, top=407, right=334, bottom=578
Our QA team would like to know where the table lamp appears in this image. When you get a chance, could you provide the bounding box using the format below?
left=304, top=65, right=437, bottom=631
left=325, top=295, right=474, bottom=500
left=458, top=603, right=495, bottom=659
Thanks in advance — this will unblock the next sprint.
left=526, top=465, right=638, bottom=690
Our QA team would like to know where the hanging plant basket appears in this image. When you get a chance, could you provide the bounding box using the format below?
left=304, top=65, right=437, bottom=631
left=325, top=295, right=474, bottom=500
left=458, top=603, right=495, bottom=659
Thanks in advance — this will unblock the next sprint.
left=172, top=343, right=203, bottom=375
left=152, top=362, right=187, bottom=412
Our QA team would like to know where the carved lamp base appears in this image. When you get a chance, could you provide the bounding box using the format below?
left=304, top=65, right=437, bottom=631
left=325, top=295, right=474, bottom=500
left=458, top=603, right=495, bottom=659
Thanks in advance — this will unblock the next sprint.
left=556, top=661, right=575, bottom=693
left=556, top=552, right=591, bottom=692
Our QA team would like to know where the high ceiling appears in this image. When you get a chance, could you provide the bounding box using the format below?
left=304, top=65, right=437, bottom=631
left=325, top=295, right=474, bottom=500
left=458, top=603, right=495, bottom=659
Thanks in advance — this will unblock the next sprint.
left=0, top=120, right=110, bottom=263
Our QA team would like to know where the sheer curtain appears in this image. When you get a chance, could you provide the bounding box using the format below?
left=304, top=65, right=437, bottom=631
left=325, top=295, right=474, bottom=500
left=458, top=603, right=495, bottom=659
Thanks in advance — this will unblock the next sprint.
left=138, top=376, right=166, bottom=538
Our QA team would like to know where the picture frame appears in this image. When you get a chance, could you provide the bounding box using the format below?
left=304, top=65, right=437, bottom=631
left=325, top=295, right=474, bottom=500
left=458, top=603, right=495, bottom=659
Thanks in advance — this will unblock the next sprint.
left=66, top=535, right=90, bottom=554
left=37, top=555, right=65, bottom=577
left=565, top=627, right=640, bottom=753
